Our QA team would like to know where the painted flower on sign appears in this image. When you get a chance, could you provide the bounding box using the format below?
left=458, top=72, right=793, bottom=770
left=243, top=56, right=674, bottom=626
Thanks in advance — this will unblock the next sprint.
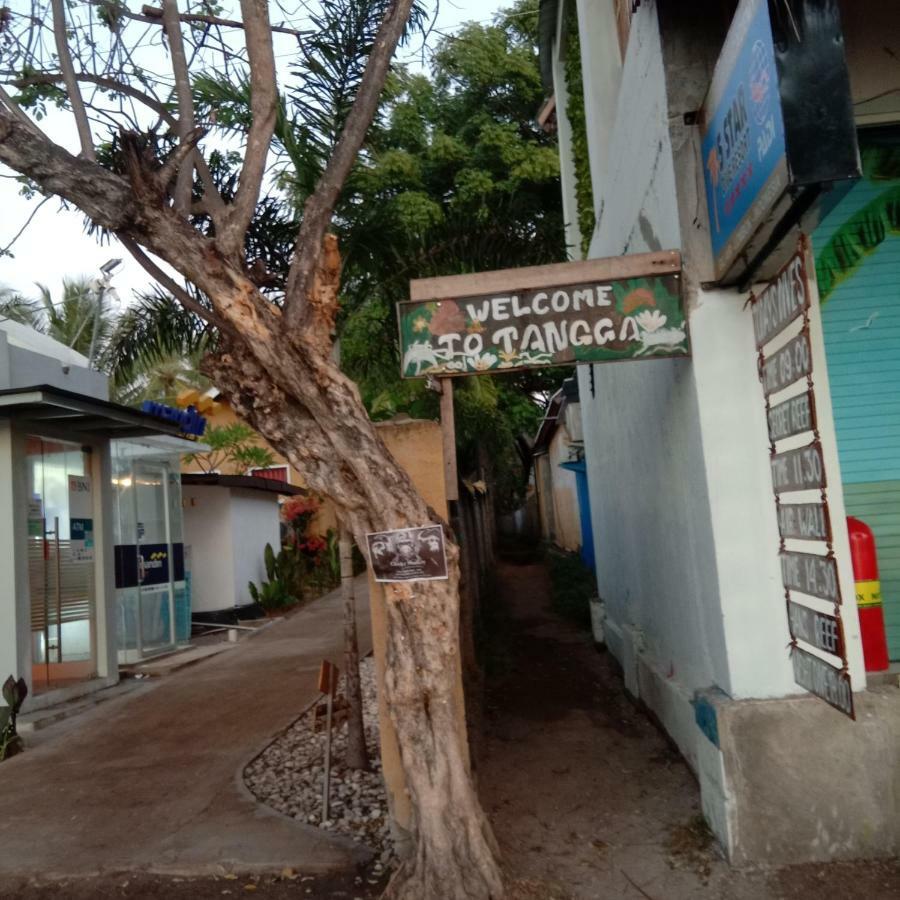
left=428, top=301, right=466, bottom=335
left=412, top=316, right=429, bottom=333
left=635, top=309, right=667, bottom=334
left=622, top=287, right=657, bottom=315
left=470, top=352, right=498, bottom=371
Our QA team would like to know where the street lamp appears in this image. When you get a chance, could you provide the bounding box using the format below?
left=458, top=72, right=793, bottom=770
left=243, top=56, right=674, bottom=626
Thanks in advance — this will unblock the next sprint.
left=87, top=258, right=122, bottom=369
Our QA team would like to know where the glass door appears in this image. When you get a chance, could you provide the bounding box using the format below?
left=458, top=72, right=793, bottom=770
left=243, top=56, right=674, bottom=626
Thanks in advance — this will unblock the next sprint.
left=134, top=463, right=176, bottom=656
left=26, top=437, right=98, bottom=693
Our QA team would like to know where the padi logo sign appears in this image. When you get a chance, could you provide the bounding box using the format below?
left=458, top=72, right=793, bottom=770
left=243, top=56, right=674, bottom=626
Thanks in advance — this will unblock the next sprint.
left=141, top=401, right=207, bottom=437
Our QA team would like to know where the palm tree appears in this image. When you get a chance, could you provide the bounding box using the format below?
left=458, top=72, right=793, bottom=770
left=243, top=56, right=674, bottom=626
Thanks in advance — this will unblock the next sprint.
left=0, top=276, right=112, bottom=358
left=1, top=278, right=210, bottom=405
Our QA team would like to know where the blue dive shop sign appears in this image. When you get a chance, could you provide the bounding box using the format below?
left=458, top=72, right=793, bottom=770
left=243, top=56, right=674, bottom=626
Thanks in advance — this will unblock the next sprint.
left=700, top=0, right=786, bottom=282
left=141, top=400, right=207, bottom=437
left=700, top=0, right=860, bottom=285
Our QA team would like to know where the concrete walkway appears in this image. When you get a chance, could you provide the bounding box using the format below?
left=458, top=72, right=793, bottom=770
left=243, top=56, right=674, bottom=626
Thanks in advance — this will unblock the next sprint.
left=0, top=577, right=372, bottom=879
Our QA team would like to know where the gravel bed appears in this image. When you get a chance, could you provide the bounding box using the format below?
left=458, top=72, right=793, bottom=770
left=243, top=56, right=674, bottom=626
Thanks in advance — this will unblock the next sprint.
left=244, top=656, right=395, bottom=871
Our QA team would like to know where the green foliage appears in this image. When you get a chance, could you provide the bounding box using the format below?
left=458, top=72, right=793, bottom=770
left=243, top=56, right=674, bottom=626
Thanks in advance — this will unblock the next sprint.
left=185, top=423, right=275, bottom=475
left=564, top=4, right=595, bottom=257
left=0, top=675, right=28, bottom=761
left=548, top=549, right=595, bottom=631
left=248, top=543, right=299, bottom=611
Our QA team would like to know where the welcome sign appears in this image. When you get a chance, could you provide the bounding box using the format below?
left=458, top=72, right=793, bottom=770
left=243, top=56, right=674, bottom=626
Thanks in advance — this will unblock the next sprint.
left=401, top=251, right=687, bottom=378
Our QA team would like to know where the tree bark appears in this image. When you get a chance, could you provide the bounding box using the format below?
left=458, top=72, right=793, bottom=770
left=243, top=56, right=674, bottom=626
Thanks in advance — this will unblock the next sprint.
left=340, top=524, right=369, bottom=772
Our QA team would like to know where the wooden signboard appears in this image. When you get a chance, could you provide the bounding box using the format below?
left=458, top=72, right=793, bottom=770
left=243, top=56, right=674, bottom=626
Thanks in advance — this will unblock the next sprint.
left=777, top=501, right=831, bottom=543
left=753, top=237, right=853, bottom=719
left=752, top=250, right=810, bottom=349
left=791, top=646, right=854, bottom=718
left=781, top=551, right=841, bottom=604
left=317, top=660, right=339, bottom=696
left=767, top=390, right=815, bottom=443
left=770, top=441, right=826, bottom=494
left=787, top=601, right=844, bottom=659
left=762, top=332, right=812, bottom=396
left=401, top=251, right=687, bottom=377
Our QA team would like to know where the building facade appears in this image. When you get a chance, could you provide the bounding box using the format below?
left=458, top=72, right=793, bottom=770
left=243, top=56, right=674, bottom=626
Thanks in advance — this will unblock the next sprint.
left=541, top=0, right=899, bottom=865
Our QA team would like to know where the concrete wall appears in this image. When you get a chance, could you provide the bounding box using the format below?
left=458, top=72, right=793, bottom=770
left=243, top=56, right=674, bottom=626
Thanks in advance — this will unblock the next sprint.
left=229, top=488, right=281, bottom=608
left=546, top=431, right=581, bottom=554
left=0, top=328, right=108, bottom=399
left=182, top=484, right=235, bottom=613
left=717, top=687, right=900, bottom=864
left=554, top=0, right=877, bottom=862
left=180, top=400, right=338, bottom=536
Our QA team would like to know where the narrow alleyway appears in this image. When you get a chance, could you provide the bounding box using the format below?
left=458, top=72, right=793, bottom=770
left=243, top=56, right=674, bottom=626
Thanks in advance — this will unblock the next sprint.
left=478, top=559, right=900, bottom=900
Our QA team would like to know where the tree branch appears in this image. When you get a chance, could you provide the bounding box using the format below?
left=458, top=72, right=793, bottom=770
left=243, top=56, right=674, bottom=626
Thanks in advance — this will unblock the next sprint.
left=0, top=107, right=134, bottom=231
left=119, top=235, right=226, bottom=332
left=135, top=4, right=310, bottom=39
left=0, top=83, right=47, bottom=138
left=216, top=0, right=278, bottom=261
left=8, top=72, right=228, bottom=225
left=8, top=72, right=177, bottom=127
left=50, top=0, right=96, bottom=161
left=161, top=0, right=195, bottom=215
left=284, top=0, right=415, bottom=330
left=156, top=126, right=206, bottom=192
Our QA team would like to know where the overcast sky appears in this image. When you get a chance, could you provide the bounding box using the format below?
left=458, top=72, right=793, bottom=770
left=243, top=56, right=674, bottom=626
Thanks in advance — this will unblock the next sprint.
left=0, top=0, right=502, bottom=307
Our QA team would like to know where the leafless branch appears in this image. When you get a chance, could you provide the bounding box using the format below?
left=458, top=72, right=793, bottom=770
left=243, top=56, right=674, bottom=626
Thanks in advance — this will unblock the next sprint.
left=284, top=0, right=416, bottom=330
left=161, top=0, right=195, bottom=214
left=119, top=235, right=226, bottom=332
left=50, top=0, right=96, bottom=161
left=8, top=72, right=228, bottom=222
left=156, top=126, right=205, bottom=191
left=216, top=0, right=278, bottom=261
left=0, top=83, right=46, bottom=137
left=0, top=195, right=52, bottom=257
left=0, top=106, right=133, bottom=231
left=136, top=3, right=310, bottom=39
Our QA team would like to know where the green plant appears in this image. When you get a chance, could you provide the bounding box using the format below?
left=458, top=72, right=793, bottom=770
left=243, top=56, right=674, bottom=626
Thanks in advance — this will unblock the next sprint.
left=0, top=675, right=28, bottom=761
left=548, top=549, right=596, bottom=631
left=248, top=542, right=301, bottom=611
left=184, top=423, right=275, bottom=475
left=564, top=3, right=595, bottom=257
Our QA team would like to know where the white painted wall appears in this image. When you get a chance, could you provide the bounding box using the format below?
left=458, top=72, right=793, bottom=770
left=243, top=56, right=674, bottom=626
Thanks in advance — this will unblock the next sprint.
left=182, top=485, right=281, bottom=613
left=182, top=485, right=235, bottom=613
left=547, top=429, right=582, bottom=553
left=229, top=489, right=281, bottom=609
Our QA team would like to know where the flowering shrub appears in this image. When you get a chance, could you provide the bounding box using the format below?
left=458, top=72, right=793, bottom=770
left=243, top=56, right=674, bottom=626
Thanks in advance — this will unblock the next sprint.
left=278, top=495, right=338, bottom=598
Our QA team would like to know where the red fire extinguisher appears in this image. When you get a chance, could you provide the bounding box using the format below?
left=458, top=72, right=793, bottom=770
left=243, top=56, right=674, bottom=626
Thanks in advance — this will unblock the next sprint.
left=847, top=516, right=890, bottom=672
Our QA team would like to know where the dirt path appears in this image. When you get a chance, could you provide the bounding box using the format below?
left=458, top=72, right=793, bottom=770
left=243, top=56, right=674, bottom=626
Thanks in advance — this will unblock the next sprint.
left=477, top=560, right=900, bottom=900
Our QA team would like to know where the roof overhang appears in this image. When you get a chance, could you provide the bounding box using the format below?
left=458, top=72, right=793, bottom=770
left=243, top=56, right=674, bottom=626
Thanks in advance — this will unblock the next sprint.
left=180, top=473, right=303, bottom=496
left=0, top=385, right=194, bottom=440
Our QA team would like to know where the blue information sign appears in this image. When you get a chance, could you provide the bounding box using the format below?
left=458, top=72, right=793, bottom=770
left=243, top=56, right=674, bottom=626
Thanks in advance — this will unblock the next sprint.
left=700, top=0, right=788, bottom=280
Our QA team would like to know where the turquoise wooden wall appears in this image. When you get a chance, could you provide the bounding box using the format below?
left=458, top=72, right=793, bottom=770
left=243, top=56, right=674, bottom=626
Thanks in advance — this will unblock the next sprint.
left=813, top=175, right=900, bottom=660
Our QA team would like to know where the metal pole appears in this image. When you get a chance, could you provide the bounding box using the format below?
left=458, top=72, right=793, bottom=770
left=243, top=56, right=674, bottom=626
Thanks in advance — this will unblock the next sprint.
left=322, top=687, right=334, bottom=822
left=54, top=515, right=62, bottom=664
left=87, top=280, right=104, bottom=370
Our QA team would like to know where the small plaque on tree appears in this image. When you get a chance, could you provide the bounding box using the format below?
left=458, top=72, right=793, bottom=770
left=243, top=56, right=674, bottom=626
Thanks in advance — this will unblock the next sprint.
left=366, top=525, right=449, bottom=583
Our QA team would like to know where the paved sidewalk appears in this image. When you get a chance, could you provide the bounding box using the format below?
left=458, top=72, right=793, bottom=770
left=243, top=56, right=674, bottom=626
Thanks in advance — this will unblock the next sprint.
left=0, top=577, right=372, bottom=879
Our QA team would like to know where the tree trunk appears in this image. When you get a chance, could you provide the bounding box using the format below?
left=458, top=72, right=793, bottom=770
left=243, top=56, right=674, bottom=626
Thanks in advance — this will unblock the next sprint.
left=341, top=524, right=369, bottom=772
left=203, top=334, right=505, bottom=900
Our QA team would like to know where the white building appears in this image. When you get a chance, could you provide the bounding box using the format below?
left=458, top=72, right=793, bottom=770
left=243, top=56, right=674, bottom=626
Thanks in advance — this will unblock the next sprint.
left=540, top=0, right=899, bottom=865
left=0, top=321, right=194, bottom=709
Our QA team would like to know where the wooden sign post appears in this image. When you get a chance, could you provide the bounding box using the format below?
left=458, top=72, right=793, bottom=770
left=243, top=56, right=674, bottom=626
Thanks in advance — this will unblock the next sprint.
left=317, top=660, right=339, bottom=821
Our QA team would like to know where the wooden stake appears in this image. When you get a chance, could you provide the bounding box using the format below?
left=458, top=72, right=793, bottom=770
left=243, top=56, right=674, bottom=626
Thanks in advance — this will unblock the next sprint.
left=322, top=684, right=335, bottom=822
left=440, top=377, right=459, bottom=502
